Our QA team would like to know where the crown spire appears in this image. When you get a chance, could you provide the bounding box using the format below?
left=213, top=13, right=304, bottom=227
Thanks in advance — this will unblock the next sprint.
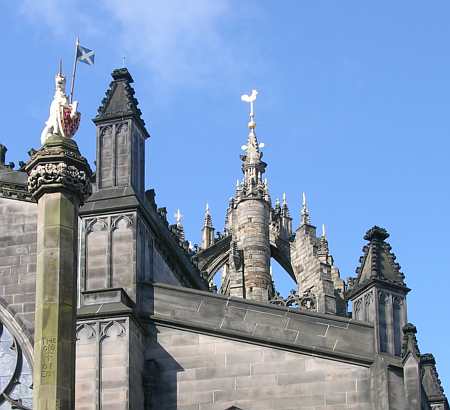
left=239, top=89, right=267, bottom=195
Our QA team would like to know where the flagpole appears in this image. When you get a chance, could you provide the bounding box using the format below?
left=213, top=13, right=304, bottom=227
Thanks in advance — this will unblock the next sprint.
left=70, top=36, right=79, bottom=103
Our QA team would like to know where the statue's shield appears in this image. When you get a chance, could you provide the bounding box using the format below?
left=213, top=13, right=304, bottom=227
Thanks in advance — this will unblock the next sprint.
left=59, top=105, right=81, bottom=139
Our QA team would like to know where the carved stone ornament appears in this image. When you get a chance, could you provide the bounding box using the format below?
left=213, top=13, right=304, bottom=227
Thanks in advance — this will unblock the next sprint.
left=25, top=135, right=92, bottom=203
left=270, top=288, right=317, bottom=311
left=28, top=162, right=91, bottom=200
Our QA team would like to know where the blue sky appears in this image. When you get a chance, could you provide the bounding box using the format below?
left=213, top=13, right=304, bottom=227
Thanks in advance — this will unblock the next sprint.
left=1, top=1, right=449, bottom=391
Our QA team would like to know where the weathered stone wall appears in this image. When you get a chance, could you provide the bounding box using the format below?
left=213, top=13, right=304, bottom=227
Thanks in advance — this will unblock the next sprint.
left=0, top=197, right=37, bottom=339
left=149, top=325, right=372, bottom=410
left=153, top=245, right=183, bottom=286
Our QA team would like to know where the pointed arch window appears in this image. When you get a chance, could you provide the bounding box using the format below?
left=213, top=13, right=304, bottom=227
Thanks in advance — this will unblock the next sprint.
left=0, top=319, right=33, bottom=408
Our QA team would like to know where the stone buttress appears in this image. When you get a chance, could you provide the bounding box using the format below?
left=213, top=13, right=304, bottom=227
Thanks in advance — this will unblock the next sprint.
left=290, top=195, right=346, bottom=315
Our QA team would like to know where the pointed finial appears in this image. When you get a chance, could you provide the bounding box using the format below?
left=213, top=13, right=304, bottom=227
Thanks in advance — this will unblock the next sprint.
left=58, top=59, right=63, bottom=75
left=402, top=323, right=420, bottom=358
left=174, top=209, right=183, bottom=225
left=301, top=192, right=311, bottom=225
left=322, top=224, right=326, bottom=238
left=282, top=192, right=287, bottom=206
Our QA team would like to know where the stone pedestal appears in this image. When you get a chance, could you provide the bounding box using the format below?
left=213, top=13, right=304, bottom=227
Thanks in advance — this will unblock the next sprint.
left=25, top=135, right=91, bottom=410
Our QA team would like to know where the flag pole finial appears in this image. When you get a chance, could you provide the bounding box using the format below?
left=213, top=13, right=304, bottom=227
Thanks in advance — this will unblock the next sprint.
left=70, top=37, right=79, bottom=103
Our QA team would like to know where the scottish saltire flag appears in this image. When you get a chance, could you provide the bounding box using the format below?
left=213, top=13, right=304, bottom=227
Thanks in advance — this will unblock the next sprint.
left=76, top=44, right=95, bottom=65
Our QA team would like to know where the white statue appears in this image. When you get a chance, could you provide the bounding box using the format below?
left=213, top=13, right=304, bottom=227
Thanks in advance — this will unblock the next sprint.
left=41, top=70, right=80, bottom=145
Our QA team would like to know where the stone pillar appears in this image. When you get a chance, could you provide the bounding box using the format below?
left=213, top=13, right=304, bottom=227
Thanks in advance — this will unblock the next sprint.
left=25, top=135, right=91, bottom=410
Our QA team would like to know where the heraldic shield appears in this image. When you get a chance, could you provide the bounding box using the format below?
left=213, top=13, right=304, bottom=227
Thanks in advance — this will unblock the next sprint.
left=59, top=105, right=81, bottom=139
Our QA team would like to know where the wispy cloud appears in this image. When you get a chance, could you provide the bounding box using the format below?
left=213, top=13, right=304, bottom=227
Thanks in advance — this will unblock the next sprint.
left=19, top=0, right=251, bottom=89
left=19, top=0, right=98, bottom=37
left=100, top=0, right=234, bottom=86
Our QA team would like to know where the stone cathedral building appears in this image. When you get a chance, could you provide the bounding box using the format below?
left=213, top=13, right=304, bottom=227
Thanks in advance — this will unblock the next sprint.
left=0, top=67, right=447, bottom=410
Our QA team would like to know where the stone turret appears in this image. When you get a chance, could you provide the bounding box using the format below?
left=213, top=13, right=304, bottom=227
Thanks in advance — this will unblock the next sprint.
left=347, top=226, right=409, bottom=356
left=229, top=96, right=272, bottom=301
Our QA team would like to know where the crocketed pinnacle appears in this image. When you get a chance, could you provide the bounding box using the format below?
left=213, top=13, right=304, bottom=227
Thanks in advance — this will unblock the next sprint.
left=203, top=203, right=213, bottom=228
left=94, top=68, right=149, bottom=139
left=174, top=209, right=185, bottom=242
left=351, top=226, right=407, bottom=293
left=281, top=192, right=290, bottom=217
left=301, top=192, right=311, bottom=225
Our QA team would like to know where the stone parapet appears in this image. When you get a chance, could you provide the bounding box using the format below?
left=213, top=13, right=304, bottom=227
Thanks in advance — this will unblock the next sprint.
left=150, top=283, right=375, bottom=365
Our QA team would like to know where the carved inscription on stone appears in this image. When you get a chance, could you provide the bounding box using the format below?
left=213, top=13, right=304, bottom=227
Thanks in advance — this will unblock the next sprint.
left=41, top=336, right=57, bottom=380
